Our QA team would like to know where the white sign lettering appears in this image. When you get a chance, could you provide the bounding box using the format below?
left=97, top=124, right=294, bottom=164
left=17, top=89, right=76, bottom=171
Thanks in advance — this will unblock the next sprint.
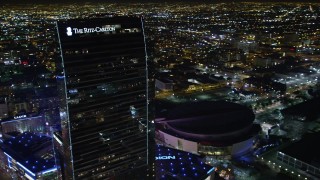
left=14, top=115, right=27, bottom=119
left=156, top=156, right=176, bottom=160
left=66, top=26, right=118, bottom=36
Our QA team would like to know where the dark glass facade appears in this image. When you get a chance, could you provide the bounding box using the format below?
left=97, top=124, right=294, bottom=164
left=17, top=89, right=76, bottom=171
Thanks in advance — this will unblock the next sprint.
left=55, top=17, right=150, bottom=180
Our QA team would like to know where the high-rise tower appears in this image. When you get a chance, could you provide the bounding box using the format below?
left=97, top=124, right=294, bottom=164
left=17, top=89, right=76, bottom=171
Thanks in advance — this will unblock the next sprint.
left=54, top=17, right=151, bottom=180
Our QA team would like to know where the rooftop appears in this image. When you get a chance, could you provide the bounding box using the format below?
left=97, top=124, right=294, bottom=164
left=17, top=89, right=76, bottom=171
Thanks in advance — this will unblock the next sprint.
left=279, top=132, right=320, bottom=168
left=164, top=101, right=255, bottom=134
left=155, top=145, right=215, bottom=180
left=1, top=132, right=56, bottom=174
left=156, top=101, right=260, bottom=146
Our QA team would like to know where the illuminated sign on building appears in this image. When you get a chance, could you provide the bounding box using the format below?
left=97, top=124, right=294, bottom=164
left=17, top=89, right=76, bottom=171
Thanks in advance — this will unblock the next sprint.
left=156, top=156, right=176, bottom=160
left=66, top=25, right=120, bottom=36
left=14, top=115, right=27, bottom=119
left=66, top=27, right=72, bottom=36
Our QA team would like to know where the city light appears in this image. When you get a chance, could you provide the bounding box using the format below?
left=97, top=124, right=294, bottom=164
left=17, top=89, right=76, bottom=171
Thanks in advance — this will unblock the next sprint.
left=1, top=1, right=320, bottom=180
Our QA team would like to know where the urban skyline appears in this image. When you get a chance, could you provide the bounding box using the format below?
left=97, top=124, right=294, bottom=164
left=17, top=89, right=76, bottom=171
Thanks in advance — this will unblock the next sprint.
left=2, top=0, right=320, bottom=4
left=0, top=1, right=319, bottom=180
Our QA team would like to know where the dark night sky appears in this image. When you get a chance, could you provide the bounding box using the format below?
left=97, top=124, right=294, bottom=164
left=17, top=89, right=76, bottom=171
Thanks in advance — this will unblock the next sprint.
left=2, top=0, right=320, bottom=5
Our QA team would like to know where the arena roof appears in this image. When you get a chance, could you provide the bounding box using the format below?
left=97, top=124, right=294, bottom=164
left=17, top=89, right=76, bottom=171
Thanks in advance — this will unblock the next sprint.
left=156, top=101, right=260, bottom=146
left=163, top=101, right=255, bottom=134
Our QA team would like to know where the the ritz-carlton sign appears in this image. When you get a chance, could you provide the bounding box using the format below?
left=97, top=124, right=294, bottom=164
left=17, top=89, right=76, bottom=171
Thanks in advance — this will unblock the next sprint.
left=66, top=26, right=117, bottom=36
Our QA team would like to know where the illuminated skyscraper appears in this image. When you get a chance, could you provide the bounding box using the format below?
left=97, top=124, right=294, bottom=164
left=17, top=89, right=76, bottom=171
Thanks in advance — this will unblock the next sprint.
left=54, top=17, right=151, bottom=180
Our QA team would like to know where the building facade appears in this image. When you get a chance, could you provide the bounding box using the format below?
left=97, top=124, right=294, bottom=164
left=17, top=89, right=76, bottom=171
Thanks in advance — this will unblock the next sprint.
left=1, top=115, right=49, bottom=139
left=55, top=17, right=151, bottom=180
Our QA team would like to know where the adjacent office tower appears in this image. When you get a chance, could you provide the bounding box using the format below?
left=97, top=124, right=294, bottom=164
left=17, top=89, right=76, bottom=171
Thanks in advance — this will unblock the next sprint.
left=55, top=17, right=151, bottom=180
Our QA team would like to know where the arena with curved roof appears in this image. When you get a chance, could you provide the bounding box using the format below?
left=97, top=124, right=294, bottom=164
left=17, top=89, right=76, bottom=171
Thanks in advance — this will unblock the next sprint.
left=155, top=101, right=261, bottom=160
